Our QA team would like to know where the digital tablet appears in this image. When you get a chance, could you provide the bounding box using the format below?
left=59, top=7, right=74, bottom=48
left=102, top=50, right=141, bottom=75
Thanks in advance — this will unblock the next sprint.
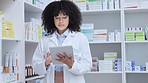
left=49, top=45, right=73, bottom=64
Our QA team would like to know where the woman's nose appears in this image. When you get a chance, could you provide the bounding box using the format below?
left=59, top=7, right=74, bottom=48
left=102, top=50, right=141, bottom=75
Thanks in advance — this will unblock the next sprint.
left=59, top=18, right=63, bottom=23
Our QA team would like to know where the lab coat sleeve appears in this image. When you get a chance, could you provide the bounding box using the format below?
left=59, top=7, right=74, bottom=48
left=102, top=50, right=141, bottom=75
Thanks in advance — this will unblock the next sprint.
left=32, top=38, right=48, bottom=75
left=68, top=33, right=92, bottom=75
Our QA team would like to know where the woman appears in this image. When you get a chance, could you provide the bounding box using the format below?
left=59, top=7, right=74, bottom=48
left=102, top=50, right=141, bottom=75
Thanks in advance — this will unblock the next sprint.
left=32, top=0, right=92, bottom=83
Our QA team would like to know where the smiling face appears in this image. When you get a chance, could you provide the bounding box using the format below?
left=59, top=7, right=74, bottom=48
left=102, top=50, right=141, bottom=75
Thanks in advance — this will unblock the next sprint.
left=54, top=12, right=69, bottom=35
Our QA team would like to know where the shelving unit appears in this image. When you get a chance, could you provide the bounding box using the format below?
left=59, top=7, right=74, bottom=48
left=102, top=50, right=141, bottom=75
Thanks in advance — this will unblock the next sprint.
left=123, top=0, right=148, bottom=83
left=87, top=71, right=122, bottom=73
left=81, top=1, right=123, bottom=82
left=126, top=73, right=147, bottom=83
left=24, top=0, right=42, bottom=63
left=24, top=0, right=46, bottom=82
left=25, top=75, right=45, bottom=81
left=84, top=73, right=122, bottom=83
left=0, top=0, right=46, bottom=83
left=89, top=41, right=121, bottom=44
left=24, top=1, right=43, bottom=12
left=0, top=0, right=148, bottom=83
left=0, top=0, right=25, bottom=82
left=82, top=0, right=148, bottom=83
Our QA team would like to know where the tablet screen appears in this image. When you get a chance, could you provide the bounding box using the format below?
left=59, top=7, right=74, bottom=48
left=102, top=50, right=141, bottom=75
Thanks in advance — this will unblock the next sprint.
left=49, top=45, right=73, bottom=64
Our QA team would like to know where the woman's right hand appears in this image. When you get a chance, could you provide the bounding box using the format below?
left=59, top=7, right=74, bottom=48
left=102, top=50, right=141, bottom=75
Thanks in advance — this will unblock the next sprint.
left=44, top=52, right=52, bottom=67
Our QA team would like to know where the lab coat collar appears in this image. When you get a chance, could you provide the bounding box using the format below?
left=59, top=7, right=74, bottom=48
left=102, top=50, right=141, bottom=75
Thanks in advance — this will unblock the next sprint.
left=55, top=29, right=70, bottom=38
left=50, top=31, right=76, bottom=46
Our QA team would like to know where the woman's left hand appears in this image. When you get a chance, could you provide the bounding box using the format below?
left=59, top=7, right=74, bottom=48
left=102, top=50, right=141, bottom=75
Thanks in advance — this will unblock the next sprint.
left=56, top=52, right=74, bottom=68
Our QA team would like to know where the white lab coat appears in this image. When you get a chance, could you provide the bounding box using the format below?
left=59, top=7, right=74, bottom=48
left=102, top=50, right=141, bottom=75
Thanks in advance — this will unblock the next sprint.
left=32, top=31, right=92, bottom=83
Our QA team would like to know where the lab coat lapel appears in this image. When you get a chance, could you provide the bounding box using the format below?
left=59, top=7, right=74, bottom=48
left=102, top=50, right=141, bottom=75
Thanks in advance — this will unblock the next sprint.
left=62, top=32, right=75, bottom=45
left=50, top=33, right=58, bottom=46
left=49, top=32, right=76, bottom=46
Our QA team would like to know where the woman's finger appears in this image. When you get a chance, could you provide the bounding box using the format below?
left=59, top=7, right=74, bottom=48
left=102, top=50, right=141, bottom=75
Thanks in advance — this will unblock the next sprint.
left=56, top=53, right=62, bottom=59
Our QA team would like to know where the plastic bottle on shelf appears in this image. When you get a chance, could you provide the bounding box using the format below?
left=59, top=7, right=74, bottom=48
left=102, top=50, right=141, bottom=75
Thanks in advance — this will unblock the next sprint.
left=25, top=64, right=28, bottom=78
left=145, top=25, right=148, bottom=40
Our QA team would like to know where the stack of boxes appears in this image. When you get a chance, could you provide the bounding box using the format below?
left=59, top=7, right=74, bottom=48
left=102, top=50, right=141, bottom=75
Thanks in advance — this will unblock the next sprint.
left=108, top=0, right=114, bottom=9
left=25, top=18, right=43, bottom=41
left=91, top=57, right=99, bottom=71
left=0, top=52, right=19, bottom=83
left=124, top=0, right=148, bottom=9
left=91, top=52, right=122, bottom=72
left=100, top=52, right=116, bottom=71
left=104, top=52, right=117, bottom=61
left=98, top=52, right=122, bottom=72
left=81, top=23, right=121, bottom=42
left=126, top=61, right=135, bottom=71
left=73, top=0, right=87, bottom=11
left=126, top=61, right=146, bottom=71
left=81, top=24, right=121, bottom=42
left=93, top=29, right=107, bottom=42
left=80, top=23, right=94, bottom=42
left=0, top=12, right=15, bottom=39
left=74, top=0, right=120, bottom=11
left=125, top=32, right=135, bottom=41
left=87, top=0, right=102, bottom=10
left=114, top=30, right=121, bottom=41
left=25, top=0, right=45, bottom=9
left=99, top=60, right=113, bottom=71
left=2, top=20, right=14, bottom=38
left=125, top=27, right=145, bottom=41
left=136, top=31, right=145, bottom=41
left=135, top=65, right=144, bottom=71
left=108, top=30, right=121, bottom=41
left=108, top=32, right=115, bottom=41
left=114, top=58, right=122, bottom=71
left=1, top=13, right=14, bottom=39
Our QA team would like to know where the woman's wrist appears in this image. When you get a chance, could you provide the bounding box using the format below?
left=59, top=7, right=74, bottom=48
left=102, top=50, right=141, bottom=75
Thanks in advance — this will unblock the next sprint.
left=68, top=61, right=74, bottom=68
left=45, top=63, right=50, bottom=70
left=45, top=61, right=50, bottom=67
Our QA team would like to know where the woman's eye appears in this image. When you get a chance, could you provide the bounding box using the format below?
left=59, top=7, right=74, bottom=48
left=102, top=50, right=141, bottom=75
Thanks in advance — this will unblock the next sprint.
left=62, top=16, right=67, bottom=19
left=55, top=17, right=59, bottom=19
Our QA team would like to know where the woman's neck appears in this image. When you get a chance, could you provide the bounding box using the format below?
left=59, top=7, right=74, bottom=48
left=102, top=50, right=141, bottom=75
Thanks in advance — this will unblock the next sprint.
left=58, top=29, right=67, bottom=35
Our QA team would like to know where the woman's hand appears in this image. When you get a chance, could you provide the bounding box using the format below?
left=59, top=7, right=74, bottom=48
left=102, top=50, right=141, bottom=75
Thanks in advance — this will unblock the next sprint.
left=56, top=52, right=74, bottom=68
left=44, top=52, right=52, bottom=67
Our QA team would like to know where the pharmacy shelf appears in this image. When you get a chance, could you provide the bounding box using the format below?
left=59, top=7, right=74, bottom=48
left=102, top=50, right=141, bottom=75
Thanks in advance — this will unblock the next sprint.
left=1, top=0, right=148, bottom=83
left=124, top=8, right=148, bottom=13
left=24, top=1, right=43, bottom=13
left=2, top=38, right=22, bottom=42
left=87, top=71, right=122, bottom=74
left=125, top=41, right=148, bottom=43
left=25, top=40, right=39, bottom=44
left=81, top=9, right=121, bottom=15
left=84, top=72, right=122, bottom=83
left=89, top=41, right=121, bottom=44
left=125, top=71, right=148, bottom=73
left=11, top=81, right=22, bottom=83
left=81, top=9, right=120, bottom=13
left=25, top=75, right=45, bottom=81
left=124, top=8, right=148, bottom=83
